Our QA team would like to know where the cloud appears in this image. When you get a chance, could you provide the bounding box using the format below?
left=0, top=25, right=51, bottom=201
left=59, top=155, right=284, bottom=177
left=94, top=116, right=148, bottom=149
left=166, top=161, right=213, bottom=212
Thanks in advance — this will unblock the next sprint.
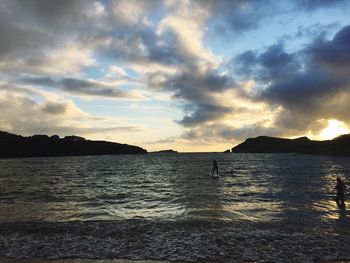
left=0, top=0, right=98, bottom=59
left=204, top=0, right=278, bottom=33
left=309, top=25, right=350, bottom=75
left=42, top=101, right=69, bottom=115
left=199, top=0, right=350, bottom=42
left=158, top=0, right=218, bottom=66
left=293, top=23, right=341, bottom=40
left=0, top=0, right=108, bottom=78
left=0, top=18, right=52, bottom=59
left=26, top=125, right=143, bottom=137
left=179, top=104, right=233, bottom=127
left=108, top=66, right=128, bottom=77
left=147, top=68, right=235, bottom=125
left=20, top=76, right=143, bottom=99
left=0, top=83, right=143, bottom=138
left=0, top=86, right=85, bottom=134
left=232, top=44, right=301, bottom=84
left=97, top=0, right=237, bottom=129
left=110, top=0, right=162, bottom=25
left=1, top=0, right=350, bottom=150
left=231, top=25, right=350, bottom=136
left=1, top=0, right=94, bottom=32
left=100, top=0, right=218, bottom=71
left=295, top=0, right=349, bottom=10
left=181, top=123, right=283, bottom=142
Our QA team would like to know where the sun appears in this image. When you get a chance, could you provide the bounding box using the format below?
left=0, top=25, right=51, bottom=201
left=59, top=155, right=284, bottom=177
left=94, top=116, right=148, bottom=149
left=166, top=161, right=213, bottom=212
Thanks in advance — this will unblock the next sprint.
left=319, top=119, right=350, bottom=140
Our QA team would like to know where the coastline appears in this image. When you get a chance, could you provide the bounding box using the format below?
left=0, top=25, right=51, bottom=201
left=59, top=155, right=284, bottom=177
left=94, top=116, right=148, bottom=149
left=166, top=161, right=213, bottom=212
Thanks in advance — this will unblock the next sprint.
left=1, top=256, right=349, bottom=263
left=0, top=257, right=173, bottom=263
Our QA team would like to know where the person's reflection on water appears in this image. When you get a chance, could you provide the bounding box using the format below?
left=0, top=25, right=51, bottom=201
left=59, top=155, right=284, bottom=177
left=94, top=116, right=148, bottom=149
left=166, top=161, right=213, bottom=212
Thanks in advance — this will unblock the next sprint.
left=335, top=177, right=346, bottom=210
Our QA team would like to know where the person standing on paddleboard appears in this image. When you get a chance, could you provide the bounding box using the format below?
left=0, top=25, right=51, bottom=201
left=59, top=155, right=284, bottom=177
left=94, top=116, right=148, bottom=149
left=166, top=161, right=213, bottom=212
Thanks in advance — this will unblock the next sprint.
left=335, top=177, right=346, bottom=209
left=212, top=160, right=219, bottom=177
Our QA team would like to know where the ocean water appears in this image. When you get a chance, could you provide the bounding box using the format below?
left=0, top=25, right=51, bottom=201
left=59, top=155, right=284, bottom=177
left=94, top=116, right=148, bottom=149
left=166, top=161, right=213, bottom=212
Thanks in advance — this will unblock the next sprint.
left=0, top=153, right=349, bottom=262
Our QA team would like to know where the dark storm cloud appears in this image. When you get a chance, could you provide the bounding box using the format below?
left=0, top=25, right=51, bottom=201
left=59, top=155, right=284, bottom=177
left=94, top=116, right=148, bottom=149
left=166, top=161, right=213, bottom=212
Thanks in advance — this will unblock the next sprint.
left=148, top=69, right=234, bottom=126
left=232, top=24, right=350, bottom=134
left=170, top=71, right=232, bottom=100
left=103, top=27, right=183, bottom=66
left=0, top=20, right=52, bottom=59
left=179, top=104, right=233, bottom=127
left=232, top=44, right=299, bottom=83
left=42, top=101, right=68, bottom=115
left=231, top=51, right=259, bottom=79
left=260, top=69, right=346, bottom=109
left=21, top=76, right=137, bottom=99
left=0, top=0, right=93, bottom=58
left=59, top=78, right=129, bottom=98
left=1, top=0, right=91, bottom=31
left=310, top=25, right=350, bottom=74
left=257, top=26, right=350, bottom=109
left=0, top=0, right=109, bottom=80
left=171, top=71, right=234, bottom=126
left=260, top=44, right=293, bottom=69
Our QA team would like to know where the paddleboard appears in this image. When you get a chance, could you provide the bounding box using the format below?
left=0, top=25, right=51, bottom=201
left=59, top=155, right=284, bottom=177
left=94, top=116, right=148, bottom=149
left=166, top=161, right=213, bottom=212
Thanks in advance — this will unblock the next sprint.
left=336, top=203, right=346, bottom=210
left=208, top=173, right=220, bottom=178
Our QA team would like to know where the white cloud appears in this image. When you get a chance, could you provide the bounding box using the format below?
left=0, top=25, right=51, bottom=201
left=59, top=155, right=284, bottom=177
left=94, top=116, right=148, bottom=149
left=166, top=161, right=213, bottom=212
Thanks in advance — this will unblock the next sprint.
left=91, top=1, right=106, bottom=17
left=158, top=0, right=219, bottom=66
left=37, top=43, right=96, bottom=75
left=112, top=0, right=145, bottom=25
left=0, top=42, right=96, bottom=76
left=0, top=83, right=144, bottom=140
left=142, top=16, right=154, bottom=27
left=129, top=60, right=179, bottom=75
left=108, top=65, right=128, bottom=77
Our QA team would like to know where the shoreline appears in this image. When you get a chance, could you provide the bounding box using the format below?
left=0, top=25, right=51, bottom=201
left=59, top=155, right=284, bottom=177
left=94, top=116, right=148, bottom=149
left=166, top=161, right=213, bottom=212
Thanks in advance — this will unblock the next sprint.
left=1, top=256, right=350, bottom=263
left=0, top=257, right=174, bottom=263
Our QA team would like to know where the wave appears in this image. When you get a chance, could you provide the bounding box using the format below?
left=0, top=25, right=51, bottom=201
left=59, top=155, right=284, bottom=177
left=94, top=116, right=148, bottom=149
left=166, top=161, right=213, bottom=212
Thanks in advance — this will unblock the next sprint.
left=1, top=218, right=350, bottom=262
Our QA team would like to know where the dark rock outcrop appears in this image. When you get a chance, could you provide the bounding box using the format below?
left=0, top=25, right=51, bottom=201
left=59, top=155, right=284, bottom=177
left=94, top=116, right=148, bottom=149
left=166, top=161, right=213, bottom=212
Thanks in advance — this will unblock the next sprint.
left=231, top=135, right=350, bottom=155
left=0, top=131, right=147, bottom=158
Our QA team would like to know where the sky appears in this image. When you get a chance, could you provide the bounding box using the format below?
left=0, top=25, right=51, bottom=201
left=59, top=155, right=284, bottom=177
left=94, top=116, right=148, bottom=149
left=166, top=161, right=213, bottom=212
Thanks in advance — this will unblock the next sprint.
left=1, top=0, right=350, bottom=152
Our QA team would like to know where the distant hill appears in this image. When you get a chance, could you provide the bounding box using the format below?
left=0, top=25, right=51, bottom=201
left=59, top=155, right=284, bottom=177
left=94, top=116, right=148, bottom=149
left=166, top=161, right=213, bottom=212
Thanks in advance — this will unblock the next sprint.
left=231, top=134, right=350, bottom=155
left=152, top=149, right=178, bottom=153
left=0, top=131, right=147, bottom=158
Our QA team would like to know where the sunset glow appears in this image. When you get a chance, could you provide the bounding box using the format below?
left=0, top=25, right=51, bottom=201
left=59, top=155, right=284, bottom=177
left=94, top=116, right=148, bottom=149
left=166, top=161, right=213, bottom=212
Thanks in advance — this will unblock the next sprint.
left=1, top=1, right=350, bottom=151
left=319, top=120, right=350, bottom=140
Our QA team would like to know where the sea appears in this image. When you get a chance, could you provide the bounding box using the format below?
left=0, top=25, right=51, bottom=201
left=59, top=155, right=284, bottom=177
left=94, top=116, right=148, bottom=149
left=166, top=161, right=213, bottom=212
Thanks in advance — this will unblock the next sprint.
left=0, top=153, right=350, bottom=262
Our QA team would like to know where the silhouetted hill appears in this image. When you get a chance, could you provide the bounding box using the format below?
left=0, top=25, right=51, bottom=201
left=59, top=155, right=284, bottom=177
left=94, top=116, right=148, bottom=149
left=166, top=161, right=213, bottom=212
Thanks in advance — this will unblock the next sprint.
left=0, top=131, right=147, bottom=158
left=152, top=149, right=178, bottom=153
left=231, top=135, right=350, bottom=155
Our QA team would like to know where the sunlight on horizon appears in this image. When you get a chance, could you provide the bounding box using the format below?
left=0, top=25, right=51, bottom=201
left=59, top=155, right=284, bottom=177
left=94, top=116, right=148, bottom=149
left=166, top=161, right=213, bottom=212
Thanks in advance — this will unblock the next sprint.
left=319, top=119, right=350, bottom=140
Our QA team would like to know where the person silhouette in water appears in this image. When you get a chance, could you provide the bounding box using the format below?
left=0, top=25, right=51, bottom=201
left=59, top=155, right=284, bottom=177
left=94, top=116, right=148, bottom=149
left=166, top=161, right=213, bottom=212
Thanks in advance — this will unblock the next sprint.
left=212, top=160, right=219, bottom=177
left=335, top=177, right=346, bottom=209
